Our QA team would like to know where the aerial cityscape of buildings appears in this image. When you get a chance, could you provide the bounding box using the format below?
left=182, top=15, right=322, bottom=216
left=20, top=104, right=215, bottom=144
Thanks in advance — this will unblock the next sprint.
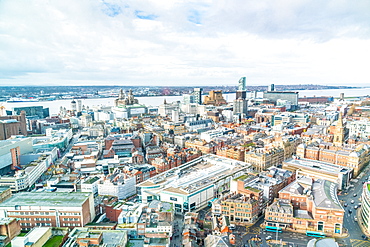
left=0, top=78, right=370, bottom=247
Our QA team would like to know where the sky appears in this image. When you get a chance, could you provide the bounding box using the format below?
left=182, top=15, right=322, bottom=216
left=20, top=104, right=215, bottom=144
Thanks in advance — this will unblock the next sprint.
left=0, top=0, right=370, bottom=87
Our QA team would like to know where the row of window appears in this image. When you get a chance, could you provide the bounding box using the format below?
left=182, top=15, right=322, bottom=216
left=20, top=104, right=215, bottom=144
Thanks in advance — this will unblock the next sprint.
left=21, top=222, right=52, bottom=227
left=17, top=218, right=51, bottom=221
left=60, top=212, right=81, bottom=216
left=9, top=211, right=80, bottom=216
left=11, top=211, right=51, bottom=216
left=222, top=205, right=251, bottom=209
left=222, top=211, right=251, bottom=217
left=34, top=218, right=51, bottom=221
left=62, top=223, right=80, bottom=227
left=268, top=217, right=292, bottom=222
left=62, top=218, right=80, bottom=221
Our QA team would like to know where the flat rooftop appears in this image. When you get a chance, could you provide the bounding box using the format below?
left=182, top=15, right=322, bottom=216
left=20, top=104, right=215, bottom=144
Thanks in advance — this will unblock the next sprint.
left=138, top=154, right=250, bottom=194
left=283, top=158, right=351, bottom=175
left=0, top=192, right=91, bottom=207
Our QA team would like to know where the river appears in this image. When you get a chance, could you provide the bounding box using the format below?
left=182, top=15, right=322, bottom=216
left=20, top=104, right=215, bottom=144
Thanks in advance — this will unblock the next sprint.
left=2, top=87, right=370, bottom=115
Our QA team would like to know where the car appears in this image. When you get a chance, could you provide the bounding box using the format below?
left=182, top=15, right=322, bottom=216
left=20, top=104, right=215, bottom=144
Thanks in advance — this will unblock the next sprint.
left=362, top=235, right=368, bottom=240
left=354, top=193, right=357, bottom=197
left=349, top=210, right=353, bottom=214
left=351, top=200, right=355, bottom=204
left=266, top=236, right=272, bottom=240
left=344, top=203, right=348, bottom=207
left=355, top=205, right=358, bottom=209
left=354, top=217, right=358, bottom=222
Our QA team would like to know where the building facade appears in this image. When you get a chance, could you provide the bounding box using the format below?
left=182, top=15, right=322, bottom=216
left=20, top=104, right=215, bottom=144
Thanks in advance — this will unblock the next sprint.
left=359, top=182, right=370, bottom=234
left=265, top=177, right=344, bottom=237
left=0, top=192, right=95, bottom=230
left=212, top=192, right=259, bottom=225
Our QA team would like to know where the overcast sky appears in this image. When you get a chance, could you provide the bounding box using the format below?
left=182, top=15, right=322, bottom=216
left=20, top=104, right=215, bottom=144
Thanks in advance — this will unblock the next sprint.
left=1, top=0, right=369, bottom=87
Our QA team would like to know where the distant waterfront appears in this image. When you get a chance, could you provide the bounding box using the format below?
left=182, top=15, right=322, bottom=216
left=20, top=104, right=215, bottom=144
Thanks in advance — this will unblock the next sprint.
left=3, top=87, right=370, bottom=115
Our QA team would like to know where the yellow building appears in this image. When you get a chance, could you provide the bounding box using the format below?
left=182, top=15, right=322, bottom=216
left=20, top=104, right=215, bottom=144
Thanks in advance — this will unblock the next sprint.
left=203, top=90, right=227, bottom=106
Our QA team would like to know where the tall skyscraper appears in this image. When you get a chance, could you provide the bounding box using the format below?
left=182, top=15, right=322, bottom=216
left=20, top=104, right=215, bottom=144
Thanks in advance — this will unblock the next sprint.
left=238, top=77, right=246, bottom=91
left=233, top=98, right=248, bottom=116
left=192, top=88, right=203, bottom=105
left=236, top=77, right=247, bottom=99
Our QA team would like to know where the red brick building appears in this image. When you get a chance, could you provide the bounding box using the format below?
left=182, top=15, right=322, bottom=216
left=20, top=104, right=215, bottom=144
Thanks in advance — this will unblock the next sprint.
left=0, top=192, right=95, bottom=230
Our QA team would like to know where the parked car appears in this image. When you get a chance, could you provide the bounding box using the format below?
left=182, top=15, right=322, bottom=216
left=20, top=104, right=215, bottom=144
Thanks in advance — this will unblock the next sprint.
left=344, top=203, right=348, bottom=207
left=349, top=210, right=353, bottom=214
left=354, top=217, right=358, bottom=221
left=354, top=193, right=357, bottom=197
left=354, top=205, right=358, bottom=209
left=351, top=200, right=355, bottom=204
left=266, top=236, right=272, bottom=240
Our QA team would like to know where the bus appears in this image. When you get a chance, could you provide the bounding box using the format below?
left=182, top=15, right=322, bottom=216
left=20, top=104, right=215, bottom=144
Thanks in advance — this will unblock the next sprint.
left=306, top=231, right=326, bottom=238
left=208, top=198, right=217, bottom=207
left=265, top=226, right=282, bottom=232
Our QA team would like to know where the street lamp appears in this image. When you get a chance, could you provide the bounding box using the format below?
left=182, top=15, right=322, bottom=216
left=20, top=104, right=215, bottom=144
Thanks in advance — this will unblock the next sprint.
left=276, top=227, right=278, bottom=243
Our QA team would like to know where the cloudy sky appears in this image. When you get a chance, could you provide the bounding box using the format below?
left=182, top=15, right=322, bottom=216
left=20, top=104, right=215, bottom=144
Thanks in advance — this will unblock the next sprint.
left=1, top=0, right=369, bottom=87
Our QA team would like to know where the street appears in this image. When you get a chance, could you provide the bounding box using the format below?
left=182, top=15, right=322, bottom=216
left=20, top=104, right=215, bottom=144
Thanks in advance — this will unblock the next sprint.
left=337, top=164, right=370, bottom=247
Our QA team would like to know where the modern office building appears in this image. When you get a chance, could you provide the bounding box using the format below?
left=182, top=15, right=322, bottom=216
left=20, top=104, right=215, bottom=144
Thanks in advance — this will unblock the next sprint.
left=137, top=154, right=252, bottom=212
left=192, top=88, right=203, bottom=105
left=236, top=77, right=247, bottom=100
left=263, top=91, right=299, bottom=109
left=32, top=128, right=73, bottom=152
left=12, top=106, right=49, bottom=119
left=233, top=98, right=248, bottom=116
left=271, top=113, right=310, bottom=126
left=182, top=94, right=195, bottom=105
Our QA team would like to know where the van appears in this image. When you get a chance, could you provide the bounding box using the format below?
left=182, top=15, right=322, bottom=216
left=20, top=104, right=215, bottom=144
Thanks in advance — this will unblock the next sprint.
left=229, top=224, right=235, bottom=230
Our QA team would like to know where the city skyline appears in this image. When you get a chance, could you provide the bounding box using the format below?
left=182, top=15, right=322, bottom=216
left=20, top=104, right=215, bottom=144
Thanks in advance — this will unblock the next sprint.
left=1, top=0, right=370, bottom=86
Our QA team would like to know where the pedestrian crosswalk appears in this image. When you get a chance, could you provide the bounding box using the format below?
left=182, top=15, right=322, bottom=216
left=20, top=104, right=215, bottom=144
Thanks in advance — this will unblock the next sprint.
left=350, top=239, right=370, bottom=247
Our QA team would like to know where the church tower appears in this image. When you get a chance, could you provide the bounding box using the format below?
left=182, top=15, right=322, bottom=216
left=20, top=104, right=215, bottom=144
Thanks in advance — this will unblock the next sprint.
left=333, top=113, right=345, bottom=147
